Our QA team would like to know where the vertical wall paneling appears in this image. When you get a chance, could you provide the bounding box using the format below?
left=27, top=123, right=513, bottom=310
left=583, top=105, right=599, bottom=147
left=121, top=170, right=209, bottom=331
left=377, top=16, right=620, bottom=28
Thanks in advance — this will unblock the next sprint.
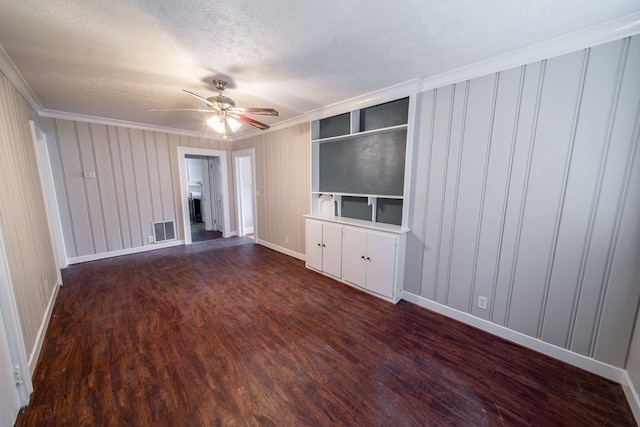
left=55, top=120, right=94, bottom=256
left=492, top=60, right=545, bottom=326
left=0, top=71, right=59, bottom=364
left=472, top=67, right=523, bottom=320
left=45, top=119, right=231, bottom=260
left=591, top=37, right=640, bottom=366
left=117, top=127, right=143, bottom=248
left=447, top=75, right=496, bottom=312
left=406, top=35, right=640, bottom=367
left=76, top=122, right=105, bottom=254
left=541, top=42, right=622, bottom=348
left=90, top=124, right=122, bottom=252
left=507, top=50, right=585, bottom=337
left=231, top=123, right=310, bottom=256
left=144, top=130, right=163, bottom=224
left=570, top=38, right=634, bottom=358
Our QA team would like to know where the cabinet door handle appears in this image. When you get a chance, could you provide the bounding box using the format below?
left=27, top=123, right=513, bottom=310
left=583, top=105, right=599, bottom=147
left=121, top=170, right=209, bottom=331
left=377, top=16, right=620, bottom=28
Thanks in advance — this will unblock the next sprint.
left=366, top=257, right=371, bottom=261
left=317, top=243, right=321, bottom=247
left=361, top=255, right=365, bottom=259
left=322, top=244, right=326, bottom=247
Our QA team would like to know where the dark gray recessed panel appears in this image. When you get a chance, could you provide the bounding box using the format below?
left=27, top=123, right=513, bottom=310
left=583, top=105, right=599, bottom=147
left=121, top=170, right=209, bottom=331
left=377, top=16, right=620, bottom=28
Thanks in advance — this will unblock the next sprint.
left=319, top=130, right=406, bottom=196
left=360, top=97, right=409, bottom=131
left=319, top=113, right=350, bottom=139
left=341, top=197, right=372, bottom=221
left=376, top=198, right=403, bottom=225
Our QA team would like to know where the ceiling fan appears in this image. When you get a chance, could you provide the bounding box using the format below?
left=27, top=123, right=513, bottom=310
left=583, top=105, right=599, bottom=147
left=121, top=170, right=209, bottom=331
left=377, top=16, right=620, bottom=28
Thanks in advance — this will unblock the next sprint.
left=154, top=79, right=278, bottom=134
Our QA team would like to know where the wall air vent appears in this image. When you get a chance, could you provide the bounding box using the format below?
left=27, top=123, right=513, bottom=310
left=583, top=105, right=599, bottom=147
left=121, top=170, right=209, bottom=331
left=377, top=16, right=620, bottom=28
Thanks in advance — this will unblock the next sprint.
left=153, top=221, right=176, bottom=243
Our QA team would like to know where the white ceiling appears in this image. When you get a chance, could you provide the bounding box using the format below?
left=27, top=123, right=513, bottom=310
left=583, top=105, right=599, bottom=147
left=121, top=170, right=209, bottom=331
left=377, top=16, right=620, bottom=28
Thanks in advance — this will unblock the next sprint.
left=0, top=0, right=638, bottom=137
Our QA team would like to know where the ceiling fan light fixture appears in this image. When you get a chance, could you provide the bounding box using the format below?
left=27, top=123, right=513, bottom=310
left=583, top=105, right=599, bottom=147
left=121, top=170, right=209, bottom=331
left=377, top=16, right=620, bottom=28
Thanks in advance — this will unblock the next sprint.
left=206, top=115, right=241, bottom=134
left=206, top=115, right=226, bottom=133
left=227, top=116, right=241, bottom=132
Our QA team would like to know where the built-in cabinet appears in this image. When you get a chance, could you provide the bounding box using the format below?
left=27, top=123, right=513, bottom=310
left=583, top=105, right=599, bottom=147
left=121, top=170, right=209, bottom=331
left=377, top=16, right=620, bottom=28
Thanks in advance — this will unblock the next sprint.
left=305, top=88, right=416, bottom=303
left=342, top=226, right=397, bottom=298
left=305, top=219, right=342, bottom=278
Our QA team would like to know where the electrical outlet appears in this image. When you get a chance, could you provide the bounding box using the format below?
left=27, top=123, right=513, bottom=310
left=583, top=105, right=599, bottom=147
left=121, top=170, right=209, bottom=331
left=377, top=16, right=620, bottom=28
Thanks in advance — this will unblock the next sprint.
left=148, top=235, right=154, bottom=243
left=285, top=237, right=289, bottom=244
left=478, top=296, right=488, bottom=310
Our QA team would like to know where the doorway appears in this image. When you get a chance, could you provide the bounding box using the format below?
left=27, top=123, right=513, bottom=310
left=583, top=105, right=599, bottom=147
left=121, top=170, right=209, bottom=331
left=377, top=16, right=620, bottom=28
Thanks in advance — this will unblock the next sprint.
left=185, top=156, right=223, bottom=243
left=233, top=149, right=257, bottom=240
left=177, top=147, right=231, bottom=245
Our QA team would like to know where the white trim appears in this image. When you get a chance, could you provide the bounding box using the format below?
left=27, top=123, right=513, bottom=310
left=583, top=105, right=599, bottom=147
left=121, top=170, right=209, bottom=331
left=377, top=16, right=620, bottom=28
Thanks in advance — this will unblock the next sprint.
left=39, top=109, right=226, bottom=141
left=0, top=228, right=32, bottom=405
left=232, top=148, right=258, bottom=238
left=621, top=371, right=640, bottom=422
left=0, top=43, right=42, bottom=113
left=66, top=239, right=184, bottom=265
left=400, top=291, right=625, bottom=382
left=28, top=280, right=60, bottom=374
left=257, top=239, right=305, bottom=262
left=177, top=147, right=232, bottom=243
left=29, top=121, right=68, bottom=270
left=420, top=12, right=640, bottom=93
left=231, top=114, right=309, bottom=141
left=306, top=79, right=421, bottom=121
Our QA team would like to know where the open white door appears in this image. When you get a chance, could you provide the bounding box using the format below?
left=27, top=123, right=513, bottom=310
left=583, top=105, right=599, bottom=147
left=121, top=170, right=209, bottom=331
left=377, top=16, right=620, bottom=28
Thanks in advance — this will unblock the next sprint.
left=0, top=306, right=21, bottom=427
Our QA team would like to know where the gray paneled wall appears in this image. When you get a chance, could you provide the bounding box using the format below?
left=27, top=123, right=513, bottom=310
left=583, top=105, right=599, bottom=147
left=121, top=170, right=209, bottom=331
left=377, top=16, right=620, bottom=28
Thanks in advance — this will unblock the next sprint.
left=41, top=118, right=231, bottom=258
left=405, top=35, right=640, bottom=367
left=0, top=72, right=59, bottom=358
left=232, top=123, right=310, bottom=256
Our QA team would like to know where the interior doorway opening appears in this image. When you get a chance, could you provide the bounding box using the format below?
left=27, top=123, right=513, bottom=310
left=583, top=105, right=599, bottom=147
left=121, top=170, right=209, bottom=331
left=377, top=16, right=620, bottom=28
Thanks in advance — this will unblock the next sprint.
left=178, top=147, right=231, bottom=245
left=185, top=155, right=224, bottom=243
left=233, top=149, right=257, bottom=240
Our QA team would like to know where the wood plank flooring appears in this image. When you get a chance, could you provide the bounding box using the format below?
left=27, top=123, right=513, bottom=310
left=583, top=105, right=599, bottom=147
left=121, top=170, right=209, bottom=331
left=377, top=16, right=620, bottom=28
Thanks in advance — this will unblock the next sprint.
left=16, top=238, right=636, bottom=426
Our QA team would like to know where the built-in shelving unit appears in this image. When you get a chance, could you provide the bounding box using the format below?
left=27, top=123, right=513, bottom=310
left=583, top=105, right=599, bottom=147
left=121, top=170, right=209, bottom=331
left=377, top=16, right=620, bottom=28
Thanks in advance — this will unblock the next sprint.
left=310, top=96, right=412, bottom=230
left=304, top=83, right=418, bottom=303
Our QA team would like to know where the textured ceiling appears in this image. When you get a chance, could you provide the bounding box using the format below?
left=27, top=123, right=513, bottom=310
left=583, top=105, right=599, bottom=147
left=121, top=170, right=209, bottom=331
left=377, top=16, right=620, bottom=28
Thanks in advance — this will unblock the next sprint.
left=0, top=0, right=638, bottom=137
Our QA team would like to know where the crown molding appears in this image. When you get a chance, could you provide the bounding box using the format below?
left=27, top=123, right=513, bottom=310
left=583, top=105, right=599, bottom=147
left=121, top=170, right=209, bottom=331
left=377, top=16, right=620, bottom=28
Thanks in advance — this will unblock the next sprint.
left=306, top=79, right=421, bottom=121
left=39, top=108, right=225, bottom=140
left=421, top=11, right=640, bottom=92
left=230, top=114, right=309, bottom=141
left=0, top=43, right=43, bottom=113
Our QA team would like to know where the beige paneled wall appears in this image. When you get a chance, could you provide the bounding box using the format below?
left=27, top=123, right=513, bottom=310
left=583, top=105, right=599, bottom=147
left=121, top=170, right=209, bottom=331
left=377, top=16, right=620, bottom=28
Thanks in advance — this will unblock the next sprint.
left=0, top=72, right=59, bottom=359
left=41, top=118, right=231, bottom=259
left=405, top=35, right=640, bottom=367
left=232, top=123, right=310, bottom=256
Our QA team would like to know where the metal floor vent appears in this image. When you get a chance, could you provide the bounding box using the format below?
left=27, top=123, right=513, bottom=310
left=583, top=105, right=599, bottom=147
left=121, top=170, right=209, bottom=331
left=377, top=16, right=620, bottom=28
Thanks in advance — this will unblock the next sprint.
left=153, top=221, right=176, bottom=243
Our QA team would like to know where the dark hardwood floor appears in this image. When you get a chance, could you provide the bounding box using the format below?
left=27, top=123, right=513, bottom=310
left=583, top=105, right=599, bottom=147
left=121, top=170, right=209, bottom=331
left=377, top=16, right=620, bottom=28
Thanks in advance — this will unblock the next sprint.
left=190, top=222, right=223, bottom=243
left=16, top=238, right=636, bottom=426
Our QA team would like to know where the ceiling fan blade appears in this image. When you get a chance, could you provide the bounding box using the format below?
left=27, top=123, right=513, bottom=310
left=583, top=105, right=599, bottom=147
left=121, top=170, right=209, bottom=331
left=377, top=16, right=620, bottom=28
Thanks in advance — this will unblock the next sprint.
left=228, top=107, right=279, bottom=116
left=229, top=113, right=270, bottom=130
left=149, top=108, right=213, bottom=112
left=182, top=89, right=220, bottom=109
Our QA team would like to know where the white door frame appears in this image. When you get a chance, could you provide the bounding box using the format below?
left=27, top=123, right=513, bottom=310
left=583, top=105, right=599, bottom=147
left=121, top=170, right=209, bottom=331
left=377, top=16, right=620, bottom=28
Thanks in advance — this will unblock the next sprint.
left=0, top=226, right=32, bottom=408
left=177, top=147, right=231, bottom=243
left=29, top=121, right=67, bottom=270
left=232, top=148, right=257, bottom=239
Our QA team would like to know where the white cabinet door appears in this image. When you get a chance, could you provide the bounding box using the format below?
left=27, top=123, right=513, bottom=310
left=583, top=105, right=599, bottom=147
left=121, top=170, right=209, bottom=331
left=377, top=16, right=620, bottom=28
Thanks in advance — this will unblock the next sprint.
left=364, top=231, right=397, bottom=298
left=305, top=220, right=323, bottom=271
left=322, top=223, right=342, bottom=278
left=342, top=227, right=367, bottom=287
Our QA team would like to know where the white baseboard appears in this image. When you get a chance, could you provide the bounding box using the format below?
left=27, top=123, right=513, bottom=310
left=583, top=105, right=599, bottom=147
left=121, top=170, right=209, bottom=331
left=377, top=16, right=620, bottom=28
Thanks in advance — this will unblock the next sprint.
left=256, top=239, right=305, bottom=261
left=29, top=280, right=60, bottom=374
left=621, top=371, right=640, bottom=423
left=401, top=291, right=625, bottom=382
left=67, top=240, right=185, bottom=264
